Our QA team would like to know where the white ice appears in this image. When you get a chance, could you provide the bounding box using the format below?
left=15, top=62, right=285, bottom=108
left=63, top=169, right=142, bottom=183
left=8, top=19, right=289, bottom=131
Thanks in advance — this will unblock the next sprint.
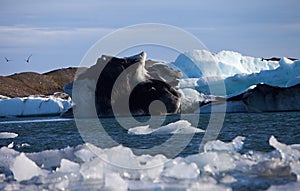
left=204, top=136, right=245, bottom=152
left=0, top=95, right=72, bottom=117
left=128, top=120, right=205, bottom=135
left=172, top=50, right=279, bottom=79
left=10, top=153, right=44, bottom=181
left=170, top=50, right=300, bottom=97
left=1, top=135, right=300, bottom=190
left=0, top=132, right=18, bottom=139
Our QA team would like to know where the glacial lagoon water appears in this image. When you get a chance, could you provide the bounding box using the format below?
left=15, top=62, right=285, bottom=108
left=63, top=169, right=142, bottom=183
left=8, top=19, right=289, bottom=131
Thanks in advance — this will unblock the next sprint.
left=0, top=112, right=300, bottom=190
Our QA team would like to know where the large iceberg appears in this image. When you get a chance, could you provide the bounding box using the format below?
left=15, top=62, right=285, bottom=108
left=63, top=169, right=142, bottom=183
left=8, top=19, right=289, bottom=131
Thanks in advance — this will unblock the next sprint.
left=171, top=50, right=279, bottom=79
left=170, top=50, right=299, bottom=97
left=0, top=93, right=72, bottom=117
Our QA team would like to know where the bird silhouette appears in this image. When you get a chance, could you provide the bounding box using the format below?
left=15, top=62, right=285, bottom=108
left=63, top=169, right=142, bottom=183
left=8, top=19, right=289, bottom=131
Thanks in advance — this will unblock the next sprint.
left=4, top=57, right=12, bottom=62
left=25, top=54, right=32, bottom=63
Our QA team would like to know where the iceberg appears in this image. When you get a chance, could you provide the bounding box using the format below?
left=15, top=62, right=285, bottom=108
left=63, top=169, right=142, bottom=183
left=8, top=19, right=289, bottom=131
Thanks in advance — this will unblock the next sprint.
left=0, top=93, right=72, bottom=117
left=171, top=50, right=278, bottom=79
left=170, top=50, right=299, bottom=97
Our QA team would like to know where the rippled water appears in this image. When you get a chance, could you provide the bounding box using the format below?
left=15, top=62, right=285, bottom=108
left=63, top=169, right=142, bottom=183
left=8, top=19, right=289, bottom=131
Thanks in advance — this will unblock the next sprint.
left=1, top=112, right=299, bottom=154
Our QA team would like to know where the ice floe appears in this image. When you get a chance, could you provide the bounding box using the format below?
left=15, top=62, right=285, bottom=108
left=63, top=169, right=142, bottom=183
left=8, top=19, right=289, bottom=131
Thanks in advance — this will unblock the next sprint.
left=128, top=120, right=205, bottom=135
left=0, top=135, right=299, bottom=190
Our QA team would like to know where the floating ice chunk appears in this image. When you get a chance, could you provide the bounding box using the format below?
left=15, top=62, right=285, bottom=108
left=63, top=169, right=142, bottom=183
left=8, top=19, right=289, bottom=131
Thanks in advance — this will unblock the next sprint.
left=220, top=175, right=237, bottom=184
left=16, top=143, right=30, bottom=148
left=101, top=145, right=139, bottom=170
left=74, top=145, right=97, bottom=162
left=57, top=159, right=80, bottom=173
left=186, top=151, right=237, bottom=173
left=11, top=153, right=43, bottom=181
left=0, top=132, right=18, bottom=139
left=269, top=136, right=300, bottom=161
left=27, top=147, right=75, bottom=170
left=250, top=158, right=290, bottom=177
left=104, top=173, right=128, bottom=191
left=204, top=136, right=245, bottom=152
left=163, top=161, right=199, bottom=179
left=0, top=147, right=19, bottom=169
left=128, top=120, right=204, bottom=135
left=128, top=125, right=153, bottom=135
left=7, top=142, right=14, bottom=149
left=289, top=161, right=300, bottom=181
left=80, top=158, right=104, bottom=180
left=138, top=154, right=166, bottom=180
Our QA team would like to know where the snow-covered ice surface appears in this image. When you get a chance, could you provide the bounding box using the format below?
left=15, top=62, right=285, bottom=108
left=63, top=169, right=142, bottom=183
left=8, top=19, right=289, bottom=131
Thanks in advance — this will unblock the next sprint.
left=170, top=50, right=300, bottom=97
left=128, top=120, right=205, bottom=135
left=0, top=95, right=72, bottom=117
left=0, top=134, right=299, bottom=190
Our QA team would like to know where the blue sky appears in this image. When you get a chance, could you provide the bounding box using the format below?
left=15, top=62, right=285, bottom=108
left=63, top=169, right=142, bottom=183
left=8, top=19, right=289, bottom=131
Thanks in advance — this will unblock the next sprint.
left=0, top=0, right=299, bottom=75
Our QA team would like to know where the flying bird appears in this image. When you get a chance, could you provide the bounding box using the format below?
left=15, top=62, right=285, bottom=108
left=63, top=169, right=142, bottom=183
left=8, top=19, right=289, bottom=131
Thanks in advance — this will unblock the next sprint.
left=25, top=54, right=32, bottom=63
left=4, top=57, right=12, bottom=62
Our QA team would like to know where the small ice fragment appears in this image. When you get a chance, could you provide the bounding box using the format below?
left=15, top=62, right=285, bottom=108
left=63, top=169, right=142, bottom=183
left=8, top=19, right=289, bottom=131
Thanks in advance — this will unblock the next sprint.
left=104, top=173, right=128, bottom=191
left=11, top=153, right=43, bottom=181
left=7, top=142, right=14, bottom=149
left=74, top=146, right=97, bottom=162
left=220, top=175, right=237, bottom=184
left=16, top=143, right=30, bottom=148
left=128, top=125, right=153, bottom=135
left=269, top=135, right=300, bottom=161
left=204, top=136, right=245, bottom=152
left=289, top=161, right=300, bottom=180
left=80, top=158, right=104, bottom=180
left=163, top=161, right=199, bottom=179
left=57, top=159, right=80, bottom=173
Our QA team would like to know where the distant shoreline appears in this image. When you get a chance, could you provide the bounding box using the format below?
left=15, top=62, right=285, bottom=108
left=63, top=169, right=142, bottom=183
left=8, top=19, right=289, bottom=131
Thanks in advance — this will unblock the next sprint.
left=0, top=67, right=86, bottom=97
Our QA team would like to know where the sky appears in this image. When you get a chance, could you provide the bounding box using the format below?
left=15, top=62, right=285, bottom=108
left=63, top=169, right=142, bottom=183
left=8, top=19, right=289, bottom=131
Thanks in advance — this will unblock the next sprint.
left=0, top=0, right=299, bottom=75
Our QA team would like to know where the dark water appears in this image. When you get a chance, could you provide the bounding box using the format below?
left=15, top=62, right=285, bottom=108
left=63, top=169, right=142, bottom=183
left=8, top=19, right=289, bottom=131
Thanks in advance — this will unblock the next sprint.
left=0, top=112, right=299, bottom=155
